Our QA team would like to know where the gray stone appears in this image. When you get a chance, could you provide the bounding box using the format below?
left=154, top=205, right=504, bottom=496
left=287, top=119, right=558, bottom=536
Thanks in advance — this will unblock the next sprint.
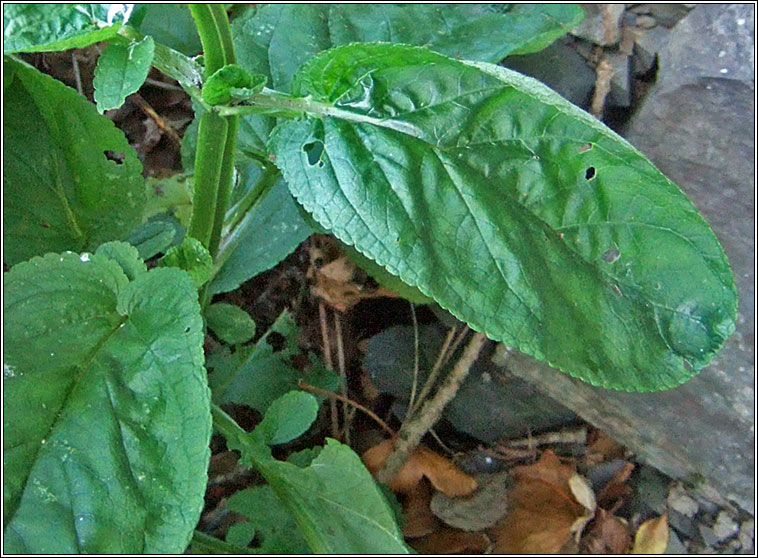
left=668, top=483, right=699, bottom=517
left=607, top=52, right=631, bottom=107
left=646, top=3, right=694, bottom=28
left=636, top=14, right=657, bottom=29
left=365, top=325, right=577, bottom=442
left=571, top=4, right=625, bottom=45
left=665, top=528, right=688, bottom=554
left=654, top=4, right=754, bottom=93
left=738, top=519, right=755, bottom=553
left=699, top=524, right=721, bottom=548
left=501, top=37, right=595, bottom=110
left=633, top=26, right=672, bottom=75
left=712, top=511, right=739, bottom=542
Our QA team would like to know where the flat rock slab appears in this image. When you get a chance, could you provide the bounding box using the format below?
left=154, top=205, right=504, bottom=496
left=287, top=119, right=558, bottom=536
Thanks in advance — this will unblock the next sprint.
left=502, top=4, right=755, bottom=514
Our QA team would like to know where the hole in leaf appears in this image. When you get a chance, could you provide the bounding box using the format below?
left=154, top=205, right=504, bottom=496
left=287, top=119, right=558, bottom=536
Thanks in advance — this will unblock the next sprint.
left=654, top=282, right=662, bottom=290
left=104, top=150, right=125, bottom=165
left=602, top=247, right=620, bottom=263
left=585, top=167, right=596, bottom=180
left=303, top=141, right=324, bottom=166
left=184, top=327, right=191, bottom=333
left=266, top=331, right=286, bottom=353
left=578, top=143, right=593, bottom=153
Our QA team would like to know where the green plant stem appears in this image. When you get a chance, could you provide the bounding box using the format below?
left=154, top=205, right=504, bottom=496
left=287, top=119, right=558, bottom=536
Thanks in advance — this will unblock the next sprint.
left=187, top=111, right=227, bottom=248
left=208, top=4, right=236, bottom=64
left=189, top=5, right=226, bottom=74
left=213, top=167, right=279, bottom=275
left=208, top=115, right=238, bottom=258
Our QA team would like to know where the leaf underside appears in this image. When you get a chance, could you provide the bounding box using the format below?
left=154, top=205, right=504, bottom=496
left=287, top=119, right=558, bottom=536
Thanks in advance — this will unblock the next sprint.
left=268, top=43, right=737, bottom=392
left=3, top=245, right=211, bottom=553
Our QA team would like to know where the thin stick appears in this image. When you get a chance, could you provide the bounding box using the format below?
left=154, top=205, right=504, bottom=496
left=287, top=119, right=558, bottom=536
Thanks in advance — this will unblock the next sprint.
left=318, top=301, right=339, bottom=439
left=376, top=332, right=488, bottom=485
left=131, top=92, right=183, bottom=146
left=443, top=324, right=470, bottom=367
left=334, top=311, right=350, bottom=444
left=411, top=325, right=457, bottom=415
left=298, top=381, right=395, bottom=436
left=71, top=52, right=83, bottom=95
left=406, top=303, right=420, bottom=413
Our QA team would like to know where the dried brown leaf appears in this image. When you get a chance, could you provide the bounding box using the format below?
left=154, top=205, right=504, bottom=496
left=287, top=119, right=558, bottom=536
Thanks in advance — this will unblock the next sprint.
left=311, top=256, right=397, bottom=311
left=362, top=439, right=478, bottom=497
left=491, top=450, right=594, bottom=554
left=580, top=508, right=632, bottom=554
left=410, top=527, right=491, bottom=555
left=632, top=514, right=669, bottom=554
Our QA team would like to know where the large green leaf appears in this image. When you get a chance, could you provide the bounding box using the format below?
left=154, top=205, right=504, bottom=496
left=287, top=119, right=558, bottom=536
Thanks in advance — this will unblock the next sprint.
left=229, top=3, right=582, bottom=163
left=3, top=57, right=144, bottom=266
left=3, top=243, right=211, bottom=553
left=129, top=4, right=202, bottom=56
left=3, top=4, right=130, bottom=53
left=267, top=44, right=737, bottom=392
left=218, top=410, right=410, bottom=554
left=233, top=4, right=583, bottom=92
left=93, top=36, right=155, bottom=113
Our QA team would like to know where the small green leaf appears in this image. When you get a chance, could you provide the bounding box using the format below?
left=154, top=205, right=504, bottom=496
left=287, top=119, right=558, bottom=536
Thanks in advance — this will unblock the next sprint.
left=93, top=36, right=155, bottom=113
left=3, top=4, right=129, bottom=53
left=268, top=43, right=737, bottom=392
left=205, top=302, right=256, bottom=345
left=125, top=216, right=181, bottom=260
left=159, top=237, right=213, bottom=287
left=144, top=173, right=194, bottom=227
left=95, top=240, right=146, bottom=281
left=210, top=164, right=312, bottom=295
left=226, top=486, right=309, bottom=554
left=3, top=57, right=144, bottom=266
left=207, top=311, right=301, bottom=413
left=202, top=63, right=266, bottom=106
left=3, top=244, right=211, bottom=553
left=257, top=391, right=319, bottom=445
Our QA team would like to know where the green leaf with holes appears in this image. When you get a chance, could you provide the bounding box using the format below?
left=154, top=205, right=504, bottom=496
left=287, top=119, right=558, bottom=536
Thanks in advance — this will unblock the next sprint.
left=3, top=243, right=211, bottom=553
left=3, top=57, right=144, bottom=266
left=93, top=36, right=155, bottom=113
left=268, top=43, right=737, bottom=392
left=3, top=4, right=130, bottom=53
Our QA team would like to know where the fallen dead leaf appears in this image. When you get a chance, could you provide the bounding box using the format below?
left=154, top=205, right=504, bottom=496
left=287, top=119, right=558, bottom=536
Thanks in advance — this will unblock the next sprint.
left=402, top=481, right=441, bottom=538
left=490, top=450, right=597, bottom=554
left=631, top=514, right=669, bottom=554
left=585, top=429, right=626, bottom=466
left=362, top=439, right=478, bottom=497
left=311, top=255, right=398, bottom=312
left=580, top=508, right=632, bottom=554
left=596, top=461, right=635, bottom=510
left=409, top=527, right=491, bottom=554
left=430, top=472, right=511, bottom=531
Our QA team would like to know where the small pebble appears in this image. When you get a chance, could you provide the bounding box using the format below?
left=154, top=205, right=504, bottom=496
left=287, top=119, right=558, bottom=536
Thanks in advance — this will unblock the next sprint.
left=667, top=484, right=699, bottom=517
left=636, top=14, right=658, bottom=29
left=739, top=519, right=754, bottom=553
left=712, top=511, right=739, bottom=542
